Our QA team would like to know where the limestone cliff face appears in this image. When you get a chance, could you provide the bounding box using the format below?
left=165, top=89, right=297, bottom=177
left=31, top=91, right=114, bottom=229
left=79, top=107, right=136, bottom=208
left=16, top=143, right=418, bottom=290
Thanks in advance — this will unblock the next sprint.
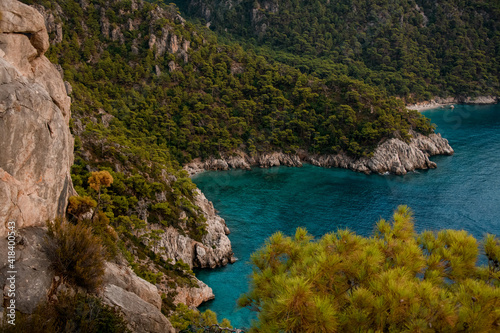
left=141, top=189, right=235, bottom=269
left=184, top=130, right=454, bottom=176
left=0, top=0, right=74, bottom=236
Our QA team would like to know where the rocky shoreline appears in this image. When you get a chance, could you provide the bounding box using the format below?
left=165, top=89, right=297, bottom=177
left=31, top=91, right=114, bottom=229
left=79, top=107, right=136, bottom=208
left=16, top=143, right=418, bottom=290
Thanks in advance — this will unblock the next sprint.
left=184, top=130, right=454, bottom=176
left=407, top=96, right=499, bottom=111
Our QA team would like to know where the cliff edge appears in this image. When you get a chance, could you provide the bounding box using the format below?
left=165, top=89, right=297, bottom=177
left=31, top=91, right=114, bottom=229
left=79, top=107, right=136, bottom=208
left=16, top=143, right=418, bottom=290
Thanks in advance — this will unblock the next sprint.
left=0, top=0, right=74, bottom=236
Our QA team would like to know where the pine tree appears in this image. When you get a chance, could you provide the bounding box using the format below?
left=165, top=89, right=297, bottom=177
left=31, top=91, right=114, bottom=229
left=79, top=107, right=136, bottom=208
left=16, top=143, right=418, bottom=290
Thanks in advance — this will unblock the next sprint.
left=239, top=206, right=500, bottom=332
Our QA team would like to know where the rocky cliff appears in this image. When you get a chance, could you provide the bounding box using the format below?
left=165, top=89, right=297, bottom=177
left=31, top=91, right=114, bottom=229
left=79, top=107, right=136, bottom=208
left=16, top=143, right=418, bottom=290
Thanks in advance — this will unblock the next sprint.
left=0, top=227, right=175, bottom=332
left=0, top=1, right=215, bottom=330
left=185, top=130, right=454, bottom=176
left=0, top=0, right=74, bottom=236
left=140, top=189, right=235, bottom=269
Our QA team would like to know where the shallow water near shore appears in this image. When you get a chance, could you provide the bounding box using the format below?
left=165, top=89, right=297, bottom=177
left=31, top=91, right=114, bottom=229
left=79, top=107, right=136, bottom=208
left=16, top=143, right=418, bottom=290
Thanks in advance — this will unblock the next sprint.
left=193, top=104, right=500, bottom=329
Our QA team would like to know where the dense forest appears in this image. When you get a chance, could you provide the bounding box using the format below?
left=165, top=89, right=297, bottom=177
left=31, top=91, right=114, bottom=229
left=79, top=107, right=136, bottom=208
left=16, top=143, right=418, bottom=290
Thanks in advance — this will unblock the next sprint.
left=37, top=0, right=435, bottom=162
left=181, top=0, right=500, bottom=101
left=20, top=0, right=435, bottom=258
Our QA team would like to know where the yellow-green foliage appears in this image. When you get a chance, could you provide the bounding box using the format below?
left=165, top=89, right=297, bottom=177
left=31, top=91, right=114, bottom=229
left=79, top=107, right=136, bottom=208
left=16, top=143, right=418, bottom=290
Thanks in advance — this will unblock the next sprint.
left=45, top=219, right=106, bottom=290
left=88, top=170, right=113, bottom=192
left=239, top=206, right=500, bottom=332
left=67, top=195, right=97, bottom=219
left=170, top=303, right=232, bottom=332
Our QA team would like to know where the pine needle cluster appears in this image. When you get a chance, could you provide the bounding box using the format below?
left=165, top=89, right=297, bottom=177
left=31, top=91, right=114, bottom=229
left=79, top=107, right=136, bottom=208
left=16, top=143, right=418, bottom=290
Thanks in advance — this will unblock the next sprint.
left=239, top=206, right=500, bottom=332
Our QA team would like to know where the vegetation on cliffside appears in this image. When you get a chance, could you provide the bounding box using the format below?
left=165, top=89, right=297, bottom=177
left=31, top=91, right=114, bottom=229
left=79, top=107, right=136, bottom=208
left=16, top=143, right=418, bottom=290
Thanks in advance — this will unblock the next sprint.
left=19, top=0, right=437, bottom=313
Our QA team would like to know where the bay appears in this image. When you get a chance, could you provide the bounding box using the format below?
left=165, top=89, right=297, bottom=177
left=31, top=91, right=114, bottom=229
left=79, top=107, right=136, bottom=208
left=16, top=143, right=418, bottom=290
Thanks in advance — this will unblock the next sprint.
left=193, top=104, right=500, bottom=328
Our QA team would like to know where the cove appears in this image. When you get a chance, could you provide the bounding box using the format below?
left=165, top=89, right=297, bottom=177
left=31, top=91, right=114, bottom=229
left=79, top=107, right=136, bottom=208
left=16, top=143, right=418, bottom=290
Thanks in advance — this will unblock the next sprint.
left=193, top=104, right=500, bottom=328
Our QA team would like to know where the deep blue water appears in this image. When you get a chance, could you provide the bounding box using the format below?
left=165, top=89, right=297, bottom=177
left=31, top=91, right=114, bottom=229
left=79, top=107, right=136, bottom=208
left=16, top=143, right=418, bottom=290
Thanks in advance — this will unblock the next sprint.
left=192, top=104, right=500, bottom=329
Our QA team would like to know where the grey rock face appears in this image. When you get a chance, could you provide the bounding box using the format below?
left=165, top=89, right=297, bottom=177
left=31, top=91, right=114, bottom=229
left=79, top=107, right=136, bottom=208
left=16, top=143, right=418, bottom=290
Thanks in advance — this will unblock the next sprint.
left=308, top=131, right=453, bottom=175
left=0, top=1, right=74, bottom=236
left=195, top=190, right=234, bottom=268
left=142, top=189, right=234, bottom=269
left=102, top=284, right=175, bottom=333
left=0, top=228, right=54, bottom=314
left=174, top=278, right=215, bottom=308
left=32, top=4, right=64, bottom=44
left=407, top=96, right=498, bottom=110
left=457, top=95, right=498, bottom=104
left=102, top=262, right=162, bottom=309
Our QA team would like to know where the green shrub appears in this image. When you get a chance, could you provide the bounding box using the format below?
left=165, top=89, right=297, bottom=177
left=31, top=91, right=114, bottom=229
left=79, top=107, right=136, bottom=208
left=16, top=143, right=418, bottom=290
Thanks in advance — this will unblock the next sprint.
left=170, top=303, right=232, bottom=332
left=240, top=206, right=500, bottom=332
left=45, top=219, right=106, bottom=290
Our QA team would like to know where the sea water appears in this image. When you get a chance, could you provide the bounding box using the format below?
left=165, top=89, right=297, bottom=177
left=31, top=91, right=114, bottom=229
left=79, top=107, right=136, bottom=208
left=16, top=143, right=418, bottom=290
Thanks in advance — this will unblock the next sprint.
left=193, top=104, right=500, bottom=328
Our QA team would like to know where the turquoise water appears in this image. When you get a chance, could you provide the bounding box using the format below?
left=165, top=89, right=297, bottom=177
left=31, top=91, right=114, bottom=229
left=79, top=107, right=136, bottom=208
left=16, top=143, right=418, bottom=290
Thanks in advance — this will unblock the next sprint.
left=193, top=104, right=500, bottom=329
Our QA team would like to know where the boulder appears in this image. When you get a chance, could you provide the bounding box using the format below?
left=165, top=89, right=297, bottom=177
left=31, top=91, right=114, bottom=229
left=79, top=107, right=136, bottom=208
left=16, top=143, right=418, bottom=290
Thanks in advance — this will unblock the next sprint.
left=102, top=284, right=175, bottom=333
left=103, top=262, right=162, bottom=309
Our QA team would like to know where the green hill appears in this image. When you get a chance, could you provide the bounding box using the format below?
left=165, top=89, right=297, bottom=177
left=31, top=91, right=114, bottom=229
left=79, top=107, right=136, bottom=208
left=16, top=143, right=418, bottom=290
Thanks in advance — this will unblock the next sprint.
left=181, top=0, right=500, bottom=101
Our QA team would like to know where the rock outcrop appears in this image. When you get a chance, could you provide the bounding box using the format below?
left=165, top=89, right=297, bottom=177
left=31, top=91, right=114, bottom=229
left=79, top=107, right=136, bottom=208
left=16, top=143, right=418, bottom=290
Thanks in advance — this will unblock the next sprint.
left=0, top=227, right=177, bottom=332
left=143, top=190, right=235, bottom=269
left=184, top=130, right=454, bottom=176
left=173, top=279, right=215, bottom=308
left=102, top=262, right=162, bottom=309
left=407, top=96, right=499, bottom=111
left=101, top=262, right=176, bottom=333
left=0, top=228, right=54, bottom=315
left=195, top=189, right=234, bottom=267
left=0, top=0, right=74, bottom=236
left=102, top=284, right=175, bottom=333
left=308, top=131, right=454, bottom=175
left=457, top=96, right=498, bottom=104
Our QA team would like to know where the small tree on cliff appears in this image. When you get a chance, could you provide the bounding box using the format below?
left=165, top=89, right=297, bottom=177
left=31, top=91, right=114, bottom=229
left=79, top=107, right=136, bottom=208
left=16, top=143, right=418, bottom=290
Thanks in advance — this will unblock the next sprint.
left=239, top=206, right=500, bottom=332
left=67, top=170, right=114, bottom=221
left=66, top=170, right=118, bottom=257
left=88, top=170, right=113, bottom=220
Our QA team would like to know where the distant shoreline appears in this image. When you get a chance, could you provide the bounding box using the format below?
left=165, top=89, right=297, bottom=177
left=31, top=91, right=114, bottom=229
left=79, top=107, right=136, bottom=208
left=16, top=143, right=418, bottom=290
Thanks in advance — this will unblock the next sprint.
left=407, top=102, right=454, bottom=111
left=407, top=96, right=499, bottom=112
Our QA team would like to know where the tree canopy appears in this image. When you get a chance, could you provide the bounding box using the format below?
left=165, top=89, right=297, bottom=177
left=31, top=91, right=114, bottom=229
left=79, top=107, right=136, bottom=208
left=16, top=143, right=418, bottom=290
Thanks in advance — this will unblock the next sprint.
left=239, top=206, right=500, bottom=332
left=181, top=0, right=500, bottom=101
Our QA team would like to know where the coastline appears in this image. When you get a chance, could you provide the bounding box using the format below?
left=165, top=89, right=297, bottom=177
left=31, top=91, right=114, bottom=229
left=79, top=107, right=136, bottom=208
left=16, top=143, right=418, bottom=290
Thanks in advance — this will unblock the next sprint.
left=406, top=95, right=499, bottom=112
left=187, top=97, right=498, bottom=177
left=184, top=130, right=454, bottom=177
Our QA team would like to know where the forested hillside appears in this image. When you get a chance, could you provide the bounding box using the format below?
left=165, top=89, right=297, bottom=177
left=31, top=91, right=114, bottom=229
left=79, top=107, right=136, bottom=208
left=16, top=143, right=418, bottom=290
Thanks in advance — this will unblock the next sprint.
left=13, top=0, right=426, bottom=321
left=7, top=0, right=498, bottom=330
left=33, top=0, right=435, bottom=162
left=182, top=0, right=500, bottom=101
